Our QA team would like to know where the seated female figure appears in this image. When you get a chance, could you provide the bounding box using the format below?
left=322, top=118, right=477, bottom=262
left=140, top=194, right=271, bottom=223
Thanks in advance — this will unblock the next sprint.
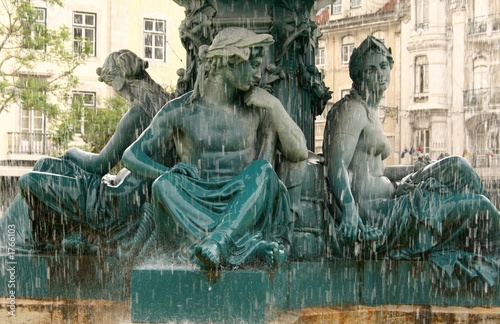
left=323, top=36, right=500, bottom=289
left=4, top=50, right=172, bottom=254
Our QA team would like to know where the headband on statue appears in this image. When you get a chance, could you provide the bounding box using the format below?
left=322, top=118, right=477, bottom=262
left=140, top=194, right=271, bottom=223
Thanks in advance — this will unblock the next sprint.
left=190, top=28, right=274, bottom=102
left=198, top=27, right=274, bottom=62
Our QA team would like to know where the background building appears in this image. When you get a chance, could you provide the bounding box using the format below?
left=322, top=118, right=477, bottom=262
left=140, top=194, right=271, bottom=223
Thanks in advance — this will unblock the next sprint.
left=401, top=0, right=500, bottom=193
left=2, top=0, right=499, bottom=207
left=314, top=0, right=406, bottom=167
left=0, top=0, right=186, bottom=177
left=315, top=0, right=500, bottom=197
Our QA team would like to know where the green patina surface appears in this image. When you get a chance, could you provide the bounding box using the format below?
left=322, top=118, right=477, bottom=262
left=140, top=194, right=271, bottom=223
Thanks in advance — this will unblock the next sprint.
left=1, top=1, right=500, bottom=323
left=1, top=256, right=499, bottom=322
left=0, top=255, right=126, bottom=301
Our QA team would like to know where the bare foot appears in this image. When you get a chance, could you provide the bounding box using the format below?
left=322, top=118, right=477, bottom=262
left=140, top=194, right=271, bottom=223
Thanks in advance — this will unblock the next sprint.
left=256, top=241, right=286, bottom=270
left=194, top=241, right=221, bottom=269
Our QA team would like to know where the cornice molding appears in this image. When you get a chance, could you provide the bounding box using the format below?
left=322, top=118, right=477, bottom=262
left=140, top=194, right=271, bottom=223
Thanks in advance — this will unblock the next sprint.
left=407, top=37, right=450, bottom=52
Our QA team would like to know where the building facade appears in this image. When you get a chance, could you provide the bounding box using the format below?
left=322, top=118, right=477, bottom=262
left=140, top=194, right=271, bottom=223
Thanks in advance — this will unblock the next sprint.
left=401, top=0, right=500, bottom=183
left=314, top=0, right=407, bottom=166
left=0, top=0, right=186, bottom=178
left=315, top=0, right=500, bottom=188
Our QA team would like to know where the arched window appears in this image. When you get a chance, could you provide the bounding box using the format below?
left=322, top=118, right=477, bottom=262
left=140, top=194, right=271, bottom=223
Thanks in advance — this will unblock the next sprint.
left=341, top=35, right=354, bottom=64
left=473, top=56, right=488, bottom=90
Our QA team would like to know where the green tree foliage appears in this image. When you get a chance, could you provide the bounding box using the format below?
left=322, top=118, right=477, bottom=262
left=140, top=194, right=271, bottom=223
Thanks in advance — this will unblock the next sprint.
left=0, top=0, right=91, bottom=115
left=82, top=96, right=129, bottom=153
left=51, top=95, right=129, bottom=154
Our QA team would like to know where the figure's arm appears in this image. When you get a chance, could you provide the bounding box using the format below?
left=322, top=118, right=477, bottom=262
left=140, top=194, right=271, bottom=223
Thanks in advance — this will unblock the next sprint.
left=324, top=106, right=364, bottom=241
left=245, top=87, right=307, bottom=162
left=61, top=105, right=152, bottom=176
left=122, top=107, right=174, bottom=180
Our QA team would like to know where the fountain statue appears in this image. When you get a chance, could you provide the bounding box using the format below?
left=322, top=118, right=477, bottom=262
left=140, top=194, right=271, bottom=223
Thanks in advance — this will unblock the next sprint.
left=122, top=27, right=308, bottom=271
left=323, top=35, right=500, bottom=290
left=2, top=1, right=500, bottom=323
left=1, top=49, right=173, bottom=255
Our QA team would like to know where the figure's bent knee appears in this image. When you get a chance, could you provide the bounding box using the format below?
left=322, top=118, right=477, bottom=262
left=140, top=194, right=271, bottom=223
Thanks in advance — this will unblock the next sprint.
left=476, top=194, right=497, bottom=211
left=255, top=160, right=275, bottom=175
left=18, top=173, right=35, bottom=191
left=33, top=157, right=55, bottom=171
left=446, top=156, right=472, bottom=171
left=255, top=159, right=272, bottom=170
left=151, top=173, right=176, bottom=199
left=33, top=157, right=76, bottom=175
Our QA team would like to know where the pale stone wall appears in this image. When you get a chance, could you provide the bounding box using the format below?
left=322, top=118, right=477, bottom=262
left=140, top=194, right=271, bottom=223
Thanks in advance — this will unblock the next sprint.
left=314, top=1, right=403, bottom=166
left=0, top=0, right=186, bottom=176
left=317, top=0, right=500, bottom=183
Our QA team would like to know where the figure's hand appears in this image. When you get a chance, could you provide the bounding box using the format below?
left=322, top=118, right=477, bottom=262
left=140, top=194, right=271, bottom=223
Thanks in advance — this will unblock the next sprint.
left=243, top=87, right=278, bottom=111
left=394, top=182, right=416, bottom=197
left=170, top=162, right=199, bottom=179
left=339, top=203, right=383, bottom=242
left=60, top=147, right=84, bottom=163
left=359, top=224, right=383, bottom=242
left=338, top=203, right=362, bottom=242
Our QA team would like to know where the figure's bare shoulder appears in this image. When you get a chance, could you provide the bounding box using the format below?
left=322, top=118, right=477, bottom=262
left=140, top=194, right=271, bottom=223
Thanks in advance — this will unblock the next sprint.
left=326, top=95, right=368, bottom=136
left=154, top=92, right=193, bottom=121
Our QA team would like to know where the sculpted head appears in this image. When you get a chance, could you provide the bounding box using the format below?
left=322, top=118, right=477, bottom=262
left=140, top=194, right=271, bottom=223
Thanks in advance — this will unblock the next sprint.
left=96, top=50, right=149, bottom=96
left=349, top=36, right=393, bottom=92
left=191, top=27, right=274, bottom=99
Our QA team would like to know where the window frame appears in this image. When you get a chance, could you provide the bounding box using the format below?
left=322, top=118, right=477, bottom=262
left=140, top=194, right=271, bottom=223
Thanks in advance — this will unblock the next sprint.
left=73, top=12, right=96, bottom=56
left=72, top=91, right=96, bottom=136
left=22, top=7, right=47, bottom=51
left=17, top=75, right=48, bottom=154
left=144, top=18, right=166, bottom=61
left=413, top=128, right=430, bottom=154
left=415, top=0, right=429, bottom=30
left=414, top=55, right=429, bottom=96
left=72, top=91, right=96, bottom=108
left=315, top=47, right=326, bottom=66
left=350, top=0, right=361, bottom=9
left=473, top=56, right=488, bottom=91
left=331, top=1, right=342, bottom=14
left=341, top=36, right=355, bottom=65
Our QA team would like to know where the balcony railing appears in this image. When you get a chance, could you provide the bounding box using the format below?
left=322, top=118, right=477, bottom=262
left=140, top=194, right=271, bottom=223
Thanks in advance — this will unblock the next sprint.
left=468, top=14, right=500, bottom=35
left=414, top=22, right=429, bottom=30
left=468, top=16, right=487, bottom=34
left=463, top=87, right=500, bottom=109
left=474, top=154, right=500, bottom=168
left=7, top=132, right=51, bottom=155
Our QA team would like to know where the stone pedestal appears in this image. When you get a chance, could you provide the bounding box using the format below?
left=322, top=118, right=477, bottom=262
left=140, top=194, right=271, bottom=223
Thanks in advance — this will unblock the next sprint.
left=131, top=263, right=288, bottom=324
left=131, top=260, right=500, bottom=323
left=0, top=255, right=126, bottom=301
left=2, top=256, right=500, bottom=322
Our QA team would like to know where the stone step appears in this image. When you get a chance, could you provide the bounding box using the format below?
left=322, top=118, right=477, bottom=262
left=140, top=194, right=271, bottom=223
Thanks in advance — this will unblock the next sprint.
left=2, top=300, right=500, bottom=324
left=0, top=298, right=131, bottom=324
left=271, top=305, right=500, bottom=324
